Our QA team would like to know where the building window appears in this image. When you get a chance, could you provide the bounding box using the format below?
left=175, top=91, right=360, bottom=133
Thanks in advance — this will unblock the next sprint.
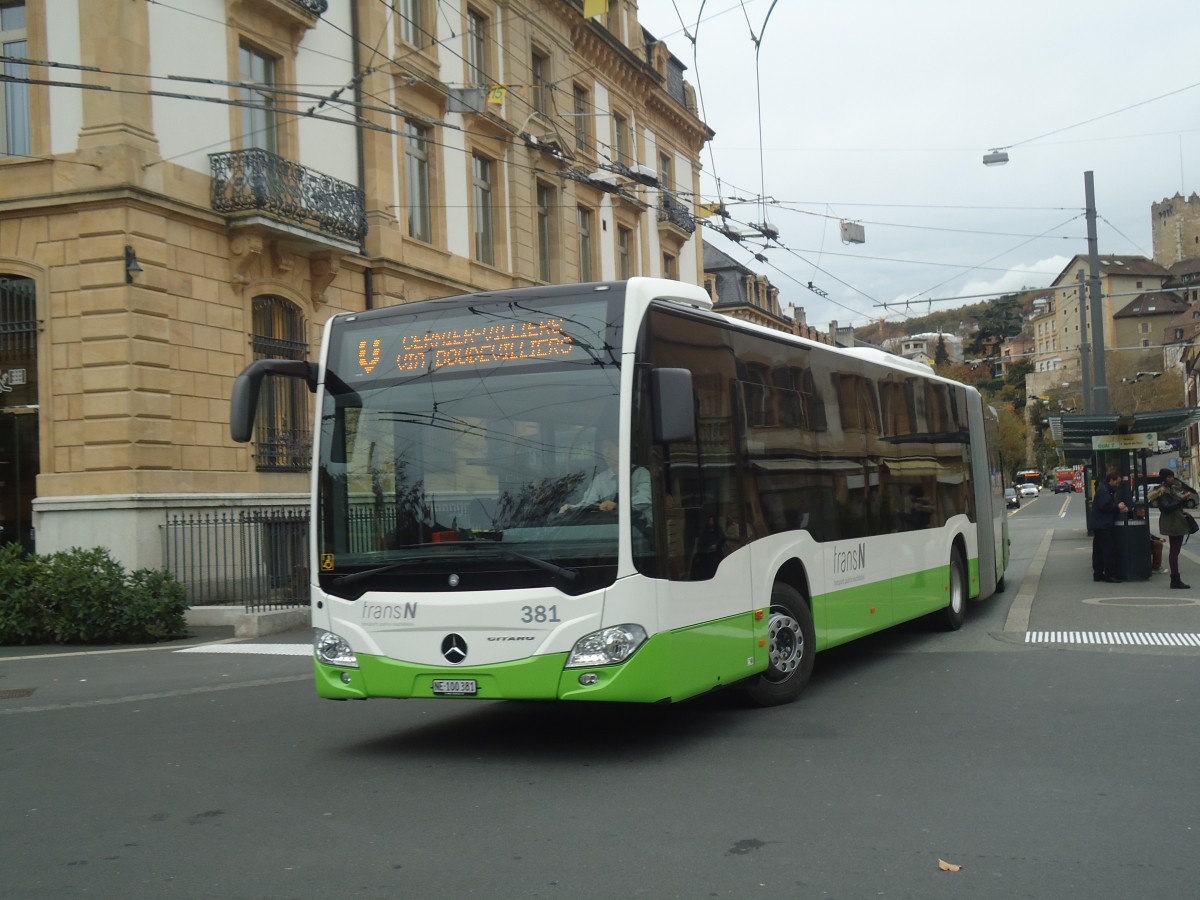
left=536, top=182, right=555, bottom=282
left=662, top=253, right=677, bottom=281
left=613, top=112, right=631, bottom=166
left=1, top=2, right=30, bottom=157
left=251, top=296, right=310, bottom=472
left=467, top=7, right=490, bottom=85
left=577, top=206, right=594, bottom=282
left=472, top=152, right=494, bottom=265
left=531, top=48, right=550, bottom=116
left=658, top=152, right=672, bottom=191
left=239, top=42, right=278, bottom=153
left=404, top=120, right=431, bottom=242
left=399, top=0, right=429, bottom=48
left=617, top=226, right=633, bottom=279
left=572, top=84, right=590, bottom=151
left=1139, top=322, right=1150, bottom=334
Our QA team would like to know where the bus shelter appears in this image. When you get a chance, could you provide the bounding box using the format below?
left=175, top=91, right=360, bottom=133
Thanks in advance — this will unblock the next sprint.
left=1049, top=407, right=1200, bottom=580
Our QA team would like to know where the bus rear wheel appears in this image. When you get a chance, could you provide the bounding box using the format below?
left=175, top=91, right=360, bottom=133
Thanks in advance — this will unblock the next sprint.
left=937, top=547, right=967, bottom=631
left=743, top=584, right=815, bottom=707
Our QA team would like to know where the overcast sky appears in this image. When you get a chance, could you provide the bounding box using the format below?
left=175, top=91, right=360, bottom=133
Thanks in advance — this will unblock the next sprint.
left=635, top=1, right=1200, bottom=333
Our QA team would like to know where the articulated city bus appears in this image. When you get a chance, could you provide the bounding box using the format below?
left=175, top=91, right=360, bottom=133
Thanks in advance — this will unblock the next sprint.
left=1015, top=468, right=1043, bottom=490
left=231, top=278, right=1008, bottom=706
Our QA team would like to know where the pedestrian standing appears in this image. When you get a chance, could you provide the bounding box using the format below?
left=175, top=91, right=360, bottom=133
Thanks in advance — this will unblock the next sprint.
left=1148, top=468, right=1195, bottom=589
left=1089, top=470, right=1127, bottom=583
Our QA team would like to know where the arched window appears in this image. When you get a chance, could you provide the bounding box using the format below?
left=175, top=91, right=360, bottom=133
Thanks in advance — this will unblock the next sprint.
left=251, top=295, right=310, bottom=471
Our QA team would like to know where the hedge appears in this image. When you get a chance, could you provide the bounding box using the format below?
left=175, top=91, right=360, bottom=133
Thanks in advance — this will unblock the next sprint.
left=0, top=544, right=189, bottom=645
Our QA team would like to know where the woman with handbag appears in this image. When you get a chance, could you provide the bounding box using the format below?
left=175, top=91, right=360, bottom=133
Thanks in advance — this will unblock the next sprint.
left=1148, top=468, right=1196, bottom=589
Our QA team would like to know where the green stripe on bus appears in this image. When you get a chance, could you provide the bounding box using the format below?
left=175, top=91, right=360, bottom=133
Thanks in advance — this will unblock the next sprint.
left=315, top=611, right=766, bottom=703
left=314, top=559, right=970, bottom=703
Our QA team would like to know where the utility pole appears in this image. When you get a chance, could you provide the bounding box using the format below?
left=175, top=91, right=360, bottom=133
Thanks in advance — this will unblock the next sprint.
left=1077, top=268, right=1091, bottom=414
left=1085, top=171, right=1108, bottom=415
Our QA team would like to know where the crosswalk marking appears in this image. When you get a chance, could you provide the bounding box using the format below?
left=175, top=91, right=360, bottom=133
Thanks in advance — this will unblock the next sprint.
left=1025, top=631, right=1200, bottom=646
left=177, top=644, right=311, bottom=656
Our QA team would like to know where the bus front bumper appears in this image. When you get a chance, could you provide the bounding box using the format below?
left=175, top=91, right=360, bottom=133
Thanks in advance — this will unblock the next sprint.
left=314, top=635, right=679, bottom=703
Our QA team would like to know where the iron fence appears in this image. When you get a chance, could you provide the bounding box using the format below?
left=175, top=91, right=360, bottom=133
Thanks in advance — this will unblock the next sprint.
left=162, top=509, right=309, bottom=611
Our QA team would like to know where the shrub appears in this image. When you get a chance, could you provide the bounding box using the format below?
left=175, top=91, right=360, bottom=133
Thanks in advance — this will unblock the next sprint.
left=39, top=547, right=129, bottom=644
left=0, top=542, right=44, bottom=644
left=0, top=544, right=190, bottom=645
left=121, top=567, right=189, bottom=643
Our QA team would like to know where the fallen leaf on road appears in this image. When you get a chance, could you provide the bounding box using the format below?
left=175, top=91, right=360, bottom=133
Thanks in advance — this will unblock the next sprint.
left=938, top=859, right=962, bottom=872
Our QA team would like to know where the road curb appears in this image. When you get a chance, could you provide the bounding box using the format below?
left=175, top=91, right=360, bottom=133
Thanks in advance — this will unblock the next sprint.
left=1004, top=528, right=1053, bottom=633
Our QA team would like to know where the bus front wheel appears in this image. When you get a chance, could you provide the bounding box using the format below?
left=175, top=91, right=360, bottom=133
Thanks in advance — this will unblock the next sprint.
left=743, top=584, right=815, bottom=707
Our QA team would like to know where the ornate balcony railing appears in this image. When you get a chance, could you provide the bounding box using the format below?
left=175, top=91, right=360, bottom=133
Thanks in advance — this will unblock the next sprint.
left=291, top=0, right=328, bottom=15
left=210, top=148, right=366, bottom=244
left=658, top=191, right=696, bottom=235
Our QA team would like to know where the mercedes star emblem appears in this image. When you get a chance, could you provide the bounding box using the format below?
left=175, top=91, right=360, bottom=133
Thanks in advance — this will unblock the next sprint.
left=441, top=633, right=468, bottom=664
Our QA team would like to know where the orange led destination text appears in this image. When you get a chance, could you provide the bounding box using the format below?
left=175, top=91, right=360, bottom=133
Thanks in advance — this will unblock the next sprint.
left=356, top=319, right=575, bottom=375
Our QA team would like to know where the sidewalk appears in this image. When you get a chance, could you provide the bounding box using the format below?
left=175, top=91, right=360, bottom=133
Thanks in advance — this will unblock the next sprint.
left=1006, top=526, right=1200, bottom=643
left=0, top=606, right=309, bottom=660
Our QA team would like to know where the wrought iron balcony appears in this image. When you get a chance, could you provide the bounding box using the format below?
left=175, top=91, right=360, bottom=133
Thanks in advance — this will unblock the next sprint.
left=210, top=148, right=366, bottom=244
left=291, top=0, right=328, bottom=14
left=658, top=191, right=696, bottom=235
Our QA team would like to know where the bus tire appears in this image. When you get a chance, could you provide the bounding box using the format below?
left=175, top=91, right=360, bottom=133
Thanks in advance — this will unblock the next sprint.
left=743, top=583, right=815, bottom=707
left=938, top=547, right=967, bottom=631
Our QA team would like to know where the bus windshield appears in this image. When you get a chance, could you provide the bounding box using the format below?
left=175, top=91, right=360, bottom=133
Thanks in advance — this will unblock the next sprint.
left=316, top=290, right=625, bottom=598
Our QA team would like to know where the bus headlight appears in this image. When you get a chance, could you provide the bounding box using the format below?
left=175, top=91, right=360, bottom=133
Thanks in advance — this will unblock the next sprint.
left=313, top=629, right=359, bottom=668
left=566, top=624, right=647, bottom=667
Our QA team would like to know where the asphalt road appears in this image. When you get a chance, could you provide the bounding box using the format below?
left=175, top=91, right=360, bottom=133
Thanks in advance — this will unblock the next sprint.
left=4, top=492, right=1199, bottom=899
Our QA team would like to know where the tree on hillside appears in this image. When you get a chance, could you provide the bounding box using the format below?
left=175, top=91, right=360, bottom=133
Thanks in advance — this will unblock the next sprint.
left=934, top=359, right=992, bottom=388
left=853, top=291, right=1035, bottom=356
left=995, top=404, right=1028, bottom=478
left=1104, top=350, right=1184, bottom=414
left=964, top=296, right=1026, bottom=359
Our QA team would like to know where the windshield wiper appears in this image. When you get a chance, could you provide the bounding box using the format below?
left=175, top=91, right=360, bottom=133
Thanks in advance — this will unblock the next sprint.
left=328, top=559, right=421, bottom=589
left=472, top=538, right=579, bottom=583
left=499, top=548, right=579, bottom=583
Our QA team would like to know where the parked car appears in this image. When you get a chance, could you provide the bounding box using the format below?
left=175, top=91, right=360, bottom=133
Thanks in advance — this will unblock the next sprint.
left=1018, top=483, right=1039, bottom=498
left=1005, top=487, right=1020, bottom=509
left=1052, top=481, right=1075, bottom=493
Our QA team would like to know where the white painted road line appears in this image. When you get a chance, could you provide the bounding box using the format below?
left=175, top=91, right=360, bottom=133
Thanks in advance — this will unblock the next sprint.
left=177, top=644, right=312, bottom=656
left=1025, top=631, right=1200, bottom=646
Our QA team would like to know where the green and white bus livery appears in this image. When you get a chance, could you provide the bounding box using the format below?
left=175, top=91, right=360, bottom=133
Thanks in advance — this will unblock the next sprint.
left=230, top=277, right=1008, bottom=706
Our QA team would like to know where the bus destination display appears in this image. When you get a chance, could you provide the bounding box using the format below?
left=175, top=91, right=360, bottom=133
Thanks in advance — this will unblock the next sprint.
left=351, top=317, right=577, bottom=378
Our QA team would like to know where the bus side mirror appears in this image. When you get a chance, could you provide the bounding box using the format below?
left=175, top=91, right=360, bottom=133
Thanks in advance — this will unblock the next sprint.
left=230, top=359, right=318, bottom=443
left=651, top=368, right=695, bottom=443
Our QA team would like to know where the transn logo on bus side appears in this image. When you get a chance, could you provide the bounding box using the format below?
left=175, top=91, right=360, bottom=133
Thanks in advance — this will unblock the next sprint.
left=831, top=542, right=868, bottom=587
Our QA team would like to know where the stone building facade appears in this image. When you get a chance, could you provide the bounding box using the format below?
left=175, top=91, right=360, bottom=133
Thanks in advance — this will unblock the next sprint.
left=0, top=0, right=710, bottom=567
left=1152, top=192, right=1200, bottom=268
